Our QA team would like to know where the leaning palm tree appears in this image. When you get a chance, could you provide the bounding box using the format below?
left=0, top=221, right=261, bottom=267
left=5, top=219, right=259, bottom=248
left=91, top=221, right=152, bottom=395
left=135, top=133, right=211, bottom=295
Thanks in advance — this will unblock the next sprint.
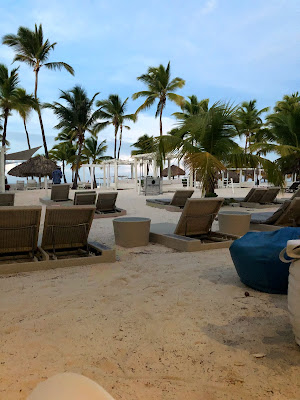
left=160, top=101, right=283, bottom=194
left=2, top=24, right=74, bottom=157
left=0, top=64, right=20, bottom=147
left=95, top=95, right=136, bottom=159
left=235, top=100, right=269, bottom=152
left=132, top=62, right=185, bottom=137
left=14, top=88, right=39, bottom=149
left=44, top=86, right=101, bottom=189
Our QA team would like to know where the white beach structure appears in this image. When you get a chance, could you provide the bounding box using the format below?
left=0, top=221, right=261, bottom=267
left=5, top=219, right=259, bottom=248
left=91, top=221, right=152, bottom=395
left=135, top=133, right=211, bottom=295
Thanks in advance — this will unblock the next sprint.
left=0, top=146, right=41, bottom=192
left=80, top=153, right=187, bottom=193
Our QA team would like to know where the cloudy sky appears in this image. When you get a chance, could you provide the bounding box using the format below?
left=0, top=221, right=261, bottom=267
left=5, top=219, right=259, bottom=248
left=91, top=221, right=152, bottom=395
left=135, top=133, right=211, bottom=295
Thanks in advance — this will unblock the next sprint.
left=0, top=0, right=300, bottom=160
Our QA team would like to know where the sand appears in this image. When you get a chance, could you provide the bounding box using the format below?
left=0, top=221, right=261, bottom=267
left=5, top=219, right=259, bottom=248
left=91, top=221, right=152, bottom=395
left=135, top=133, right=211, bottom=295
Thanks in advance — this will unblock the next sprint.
left=0, top=187, right=300, bottom=399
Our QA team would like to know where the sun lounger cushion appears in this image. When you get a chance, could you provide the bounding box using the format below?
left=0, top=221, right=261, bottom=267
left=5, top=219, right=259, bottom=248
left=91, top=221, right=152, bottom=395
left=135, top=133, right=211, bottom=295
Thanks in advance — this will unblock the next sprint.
left=230, top=227, right=300, bottom=293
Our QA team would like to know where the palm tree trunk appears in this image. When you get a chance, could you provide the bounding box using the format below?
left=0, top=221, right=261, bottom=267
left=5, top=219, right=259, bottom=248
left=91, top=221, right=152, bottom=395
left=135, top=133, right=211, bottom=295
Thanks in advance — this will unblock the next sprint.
left=114, top=125, right=118, bottom=159
left=2, top=109, right=8, bottom=147
left=62, top=160, right=67, bottom=183
left=35, top=70, right=49, bottom=158
left=72, top=132, right=84, bottom=189
left=23, top=119, right=31, bottom=149
left=117, top=125, right=123, bottom=160
left=159, top=107, right=164, bottom=176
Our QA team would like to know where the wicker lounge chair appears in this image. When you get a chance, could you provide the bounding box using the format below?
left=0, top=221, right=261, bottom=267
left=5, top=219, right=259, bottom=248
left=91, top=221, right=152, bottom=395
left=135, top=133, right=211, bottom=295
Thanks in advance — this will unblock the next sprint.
left=146, top=190, right=194, bottom=211
left=250, top=198, right=300, bottom=230
left=285, top=181, right=300, bottom=193
left=258, top=187, right=280, bottom=203
left=150, top=198, right=237, bottom=251
left=16, top=180, right=25, bottom=190
left=51, top=184, right=70, bottom=201
left=27, top=180, right=38, bottom=190
left=73, top=191, right=97, bottom=205
left=95, top=192, right=126, bottom=217
left=0, top=193, right=15, bottom=206
left=0, top=206, right=42, bottom=264
left=40, top=205, right=115, bottom=264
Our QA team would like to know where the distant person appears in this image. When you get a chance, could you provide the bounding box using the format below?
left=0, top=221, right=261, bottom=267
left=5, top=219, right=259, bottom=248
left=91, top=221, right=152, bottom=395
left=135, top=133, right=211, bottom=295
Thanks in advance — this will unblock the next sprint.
left=52, top=166, right=62, bottom=184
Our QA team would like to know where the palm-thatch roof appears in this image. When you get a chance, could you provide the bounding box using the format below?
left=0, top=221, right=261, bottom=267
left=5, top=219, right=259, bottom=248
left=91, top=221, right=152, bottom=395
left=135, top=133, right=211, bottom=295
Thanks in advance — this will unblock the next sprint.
left=162, top=164, right=185, bottom=177
left=8, top=155, right=58, bottom=178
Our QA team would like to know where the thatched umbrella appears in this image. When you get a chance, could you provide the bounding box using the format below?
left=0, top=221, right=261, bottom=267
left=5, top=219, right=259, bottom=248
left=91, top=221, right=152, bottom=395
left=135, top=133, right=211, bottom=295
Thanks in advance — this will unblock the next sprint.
left=8, top=155, right=58, bottom=187
left=162, top=164, right=185, bottom=178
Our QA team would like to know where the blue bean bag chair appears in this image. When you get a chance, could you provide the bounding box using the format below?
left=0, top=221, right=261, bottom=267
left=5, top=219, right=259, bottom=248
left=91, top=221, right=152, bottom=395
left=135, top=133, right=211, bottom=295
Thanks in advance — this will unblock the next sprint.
left=229, top=228, right=300, bottom=294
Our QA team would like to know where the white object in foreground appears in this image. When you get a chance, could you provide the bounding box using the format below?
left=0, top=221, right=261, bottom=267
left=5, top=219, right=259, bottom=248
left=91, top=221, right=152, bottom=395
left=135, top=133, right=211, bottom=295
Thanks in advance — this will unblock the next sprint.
left=27, top=372, right=115, bottom=400
left=280, top=240, right=300, bottom=346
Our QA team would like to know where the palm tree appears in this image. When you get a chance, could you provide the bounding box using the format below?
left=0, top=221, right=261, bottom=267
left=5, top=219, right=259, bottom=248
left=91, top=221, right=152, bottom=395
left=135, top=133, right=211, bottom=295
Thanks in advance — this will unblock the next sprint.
left=95, top=95, right=136, bottom=159
left=49, top=141, right=76, bottom=183
left=253, top=97, right=300, bottom=179
left=14, top=88, right=39, bottom=149
left=235, top=100, right=269, bottom=152
left=82, top=136, right=109, bottom=187
left=160, top=101, right=283, bottom=194
left=2, top=24, right=74, bottom=157
left=172, top=95, right=209, bottom=120
left=0, top=64, right=20, bottom=147
left=132, top=62, right=185, bottom=138
left=131, top=134, right=156, bottom=155
left=44, top=86, right=101, bottom=189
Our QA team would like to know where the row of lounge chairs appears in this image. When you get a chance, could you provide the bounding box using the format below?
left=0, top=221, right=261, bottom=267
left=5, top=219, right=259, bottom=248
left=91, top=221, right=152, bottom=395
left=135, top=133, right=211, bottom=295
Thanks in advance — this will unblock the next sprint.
left=0, top=205, right=115, bottom=274
left=149, top=197, right=300, bottom=251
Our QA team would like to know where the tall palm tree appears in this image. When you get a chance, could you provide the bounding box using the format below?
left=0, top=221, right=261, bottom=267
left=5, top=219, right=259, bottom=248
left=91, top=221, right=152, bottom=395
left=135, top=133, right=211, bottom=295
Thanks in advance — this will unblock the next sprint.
left=274, top=92, right=300, bottom=113
left=44, top=86, right=101, bottom=189
left=235, top=100, right=269, bottom=152
left=0, top=64, right=20, bottom=147
left=49, top=141, right=76, bottom=183
left=131, top=134, right=155, bottom=155
left=95, top=95, right=136, bottom=159
left=2, top=24, right=74, bottom=157
left=132, top=62, right=185, bottom=137
left=14, top=88, right=39, bottom=149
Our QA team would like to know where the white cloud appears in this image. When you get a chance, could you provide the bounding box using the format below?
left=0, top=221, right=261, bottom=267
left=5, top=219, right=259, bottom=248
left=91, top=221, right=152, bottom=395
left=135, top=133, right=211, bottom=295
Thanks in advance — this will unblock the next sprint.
left=201, top=0, right=217, bottom=15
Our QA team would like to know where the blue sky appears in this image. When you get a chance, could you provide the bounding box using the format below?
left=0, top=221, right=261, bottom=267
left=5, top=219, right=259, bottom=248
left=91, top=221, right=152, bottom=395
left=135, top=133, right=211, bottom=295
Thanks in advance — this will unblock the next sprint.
left=1, top=0, right=300, bottom=161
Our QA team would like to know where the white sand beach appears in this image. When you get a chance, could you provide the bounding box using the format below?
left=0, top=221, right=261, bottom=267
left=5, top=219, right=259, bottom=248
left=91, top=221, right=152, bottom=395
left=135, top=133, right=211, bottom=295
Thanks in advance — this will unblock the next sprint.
left=1, top=188, right=300, bottom=399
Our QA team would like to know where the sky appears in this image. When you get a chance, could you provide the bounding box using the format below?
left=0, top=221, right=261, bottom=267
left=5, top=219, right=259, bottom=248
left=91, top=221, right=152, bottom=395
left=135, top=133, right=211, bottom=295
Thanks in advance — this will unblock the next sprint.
left=0, top=0, right=300, bottom=169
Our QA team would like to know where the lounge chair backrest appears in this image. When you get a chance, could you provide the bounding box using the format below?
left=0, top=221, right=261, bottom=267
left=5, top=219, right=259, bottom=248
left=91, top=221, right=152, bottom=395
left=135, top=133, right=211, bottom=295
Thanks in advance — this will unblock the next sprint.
left=291, top=187, right=300, bottom=200
left=96, top=192, right=118, bottom=212
left=41, top=206, right=95, bottom=250
left=51, top=184, right=70, bottom=201
left=0, top=206, right=41, bottom=253
left=16, top=180, right=25, bottom=190
left=259, top=187, right=280, bottom=203
left=0, top=193, right=15, bottom=206
left=170, top=190, right=194, bottom=207
left=74, top=191, right=97, bottom=205
left=265, top=201, right=291, bottom=225
left=243, top=188, right=256, bottom=202
left=27, top=180, right=38, bottom=189
left=247, top=188, right=268, bottom=203
left=174, top=198, right=224, bottom=236
left=289, top=182, right=300, bottom=192
left=273, top=198, right=300, bottom=226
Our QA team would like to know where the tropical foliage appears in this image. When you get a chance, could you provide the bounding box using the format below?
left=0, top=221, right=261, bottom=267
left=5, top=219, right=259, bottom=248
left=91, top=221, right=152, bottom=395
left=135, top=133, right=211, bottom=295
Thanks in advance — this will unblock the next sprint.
left=132, top=62, right=185, bottom=136
left=95, top=94, right=136, bottom=159
left=2, top=23, right=74, bottom=157
left=44, top=86, right=101, bottom=189
left=1, top=22, right=299, bottom=189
